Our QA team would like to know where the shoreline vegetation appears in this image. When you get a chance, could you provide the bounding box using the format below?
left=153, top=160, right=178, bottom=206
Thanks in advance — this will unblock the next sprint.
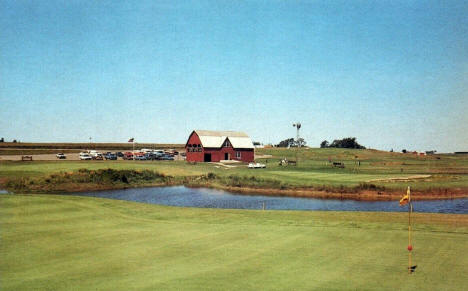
left=1, top=147, right=467, bottom=201
left=3, top=168, right=466, bottom=201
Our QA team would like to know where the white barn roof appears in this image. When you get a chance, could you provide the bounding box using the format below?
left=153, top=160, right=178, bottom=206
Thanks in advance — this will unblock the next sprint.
left=193, top=130, right=254, bottom=149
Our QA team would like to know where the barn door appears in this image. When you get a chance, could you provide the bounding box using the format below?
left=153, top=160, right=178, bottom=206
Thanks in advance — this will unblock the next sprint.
left=204, top=153, right=211, bottom=162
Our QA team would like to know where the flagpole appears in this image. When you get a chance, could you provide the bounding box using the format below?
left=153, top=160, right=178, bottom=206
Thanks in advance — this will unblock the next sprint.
left=408, top=186, right=412, bottom=274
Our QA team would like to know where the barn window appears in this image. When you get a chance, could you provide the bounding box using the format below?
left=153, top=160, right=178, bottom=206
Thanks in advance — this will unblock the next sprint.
left=223, top=139, right=231, bottom=147
left=236, top=151, right=241, bottom=159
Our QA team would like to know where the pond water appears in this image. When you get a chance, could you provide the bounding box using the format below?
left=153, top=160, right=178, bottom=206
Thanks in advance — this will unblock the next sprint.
left=69, top=186, right=467, bottom=214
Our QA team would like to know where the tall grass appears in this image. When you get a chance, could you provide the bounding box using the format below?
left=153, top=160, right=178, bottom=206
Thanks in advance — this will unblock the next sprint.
left=5, top=168, right=172, bottom=193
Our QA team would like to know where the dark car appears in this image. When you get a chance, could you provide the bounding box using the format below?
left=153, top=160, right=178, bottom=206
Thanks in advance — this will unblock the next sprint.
left=145, top=152, right=158, bottom=160
left=93, top=153, right=103, bottom=160
left=105, top=153, right=117, bottom=160
left=160, top=154, right=174, bottom=161
left=116, top=152, right=124, bottom=157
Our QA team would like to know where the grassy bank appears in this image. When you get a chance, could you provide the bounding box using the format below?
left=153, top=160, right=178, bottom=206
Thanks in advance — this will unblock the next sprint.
left=2, top=166, right=463, bottom=200
left=1, top=194, right=467, bottom=290
left=1, top=147, right=467, bottom=199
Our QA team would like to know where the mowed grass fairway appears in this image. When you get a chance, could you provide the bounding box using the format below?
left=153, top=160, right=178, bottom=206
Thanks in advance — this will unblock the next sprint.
left=1, top=195, right=467, bottom=290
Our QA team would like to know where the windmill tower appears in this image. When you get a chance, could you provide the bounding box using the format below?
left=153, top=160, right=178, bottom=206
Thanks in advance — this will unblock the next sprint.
left=293, top=122, right=301, bottom=164
left=293, top=122, right=301, bottom=147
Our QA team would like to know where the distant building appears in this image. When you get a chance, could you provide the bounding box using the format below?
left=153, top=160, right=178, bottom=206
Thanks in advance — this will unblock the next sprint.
left=185, top=130, right=255, bottom=162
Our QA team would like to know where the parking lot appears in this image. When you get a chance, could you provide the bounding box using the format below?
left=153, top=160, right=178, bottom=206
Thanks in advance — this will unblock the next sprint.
left=0, top=151, right=186, bottom=161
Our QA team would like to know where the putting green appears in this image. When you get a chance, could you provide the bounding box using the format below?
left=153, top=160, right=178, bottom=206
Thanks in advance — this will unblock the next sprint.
left=1, top=194, right=467, bottom=290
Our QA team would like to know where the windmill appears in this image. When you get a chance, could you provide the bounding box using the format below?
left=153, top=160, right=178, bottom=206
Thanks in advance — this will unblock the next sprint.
left=293, top=122, right=301, bottom=147
left=293, top=122, right=301, bottom=164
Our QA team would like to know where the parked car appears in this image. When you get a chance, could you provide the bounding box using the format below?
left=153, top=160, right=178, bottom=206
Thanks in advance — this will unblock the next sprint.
left=160, top=154, right=174, bottom=160
left=89, top=151, right=103, bottom=159
left=116, top=152, right=124, bottom=158
left=56, top=153, right=67, bottom=159
left=123, top=152, right=133, bottom=160
left=248, top=162, right=266, bottom=169
left=93, top=153, right=103, bottom=160
left=104, top=153, right=117, bottom=160
left=167, top=149, right=179, bottom=155
left=144, top=152, right=157, bottom=160
left=134, top=153, right=146, bottom=160
left=79, top=152, right=92, bottom=160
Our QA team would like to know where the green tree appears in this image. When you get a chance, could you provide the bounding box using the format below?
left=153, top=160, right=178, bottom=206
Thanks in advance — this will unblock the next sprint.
left=276, top=138, right=295, bottom=147
left=328, top=137, right=365, bottom=149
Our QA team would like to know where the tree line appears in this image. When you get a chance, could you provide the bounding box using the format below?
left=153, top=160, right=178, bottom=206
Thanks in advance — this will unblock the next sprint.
left=275, top=137, right=365, bottom=149
left=320, top=137, right=365, bottom=149
left=276, top=138, right=307, bottom=147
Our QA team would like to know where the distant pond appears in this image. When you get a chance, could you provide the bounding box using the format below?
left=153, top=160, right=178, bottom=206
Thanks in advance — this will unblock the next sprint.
left=68, top=186, right=468, bottom=214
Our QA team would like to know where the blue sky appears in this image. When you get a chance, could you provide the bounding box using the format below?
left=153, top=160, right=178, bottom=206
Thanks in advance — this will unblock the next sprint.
left=1, top=0, right=467, bottom=152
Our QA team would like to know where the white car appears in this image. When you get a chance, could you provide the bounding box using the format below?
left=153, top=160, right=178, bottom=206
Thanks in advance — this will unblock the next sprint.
left=89, top=150, right=101, bottom=157
left=79, top=152, right=92, bottom=160
left=56, top=153, right=66, bottom=159
left=248, top=162, right=266, bottom=169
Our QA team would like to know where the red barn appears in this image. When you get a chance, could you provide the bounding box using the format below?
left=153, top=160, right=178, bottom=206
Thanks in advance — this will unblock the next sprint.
left=185, top=130, right=255, bottom=163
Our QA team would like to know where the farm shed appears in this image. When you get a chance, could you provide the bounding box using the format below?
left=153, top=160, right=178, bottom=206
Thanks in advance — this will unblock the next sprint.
left=185, top=130, right=255, bottom=163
